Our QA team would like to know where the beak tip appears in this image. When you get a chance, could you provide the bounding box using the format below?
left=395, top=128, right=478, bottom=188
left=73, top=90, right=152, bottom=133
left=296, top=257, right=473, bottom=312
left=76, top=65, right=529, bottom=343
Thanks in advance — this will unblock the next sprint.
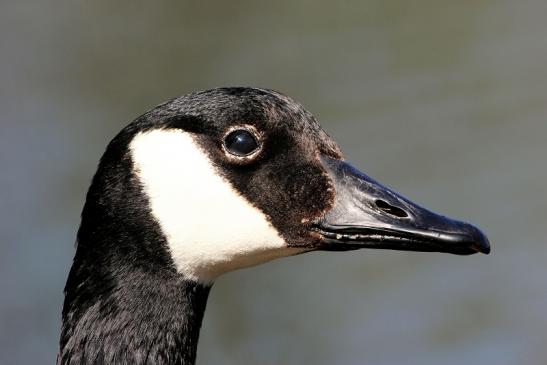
left=478, top=240, right=491, bottom=255
left=470, top=227, right=491, bottom=255
left=474, top=242, right=491, bottom=255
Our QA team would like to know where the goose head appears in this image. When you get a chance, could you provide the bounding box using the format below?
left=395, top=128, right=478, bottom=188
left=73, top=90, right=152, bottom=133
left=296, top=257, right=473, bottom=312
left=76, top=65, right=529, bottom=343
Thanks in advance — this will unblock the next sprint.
left=60, top=87, right=489, bottom=364
left=100, top=87, right=489, bottom=284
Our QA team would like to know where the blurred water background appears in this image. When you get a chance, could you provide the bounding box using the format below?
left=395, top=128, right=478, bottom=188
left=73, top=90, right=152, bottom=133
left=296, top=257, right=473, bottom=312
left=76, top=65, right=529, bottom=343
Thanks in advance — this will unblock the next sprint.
left=1, top=1, right=546, bottom=364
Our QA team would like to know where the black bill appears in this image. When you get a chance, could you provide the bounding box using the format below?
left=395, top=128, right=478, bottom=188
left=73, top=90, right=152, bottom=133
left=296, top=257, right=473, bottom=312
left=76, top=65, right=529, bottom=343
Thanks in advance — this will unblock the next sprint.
left=313, top=156, right=490, bottom=255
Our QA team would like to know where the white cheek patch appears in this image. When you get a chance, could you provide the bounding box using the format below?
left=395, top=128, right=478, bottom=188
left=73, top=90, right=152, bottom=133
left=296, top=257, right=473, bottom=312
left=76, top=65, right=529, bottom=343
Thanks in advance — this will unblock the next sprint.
left=130, top=129, right=303, bottom=283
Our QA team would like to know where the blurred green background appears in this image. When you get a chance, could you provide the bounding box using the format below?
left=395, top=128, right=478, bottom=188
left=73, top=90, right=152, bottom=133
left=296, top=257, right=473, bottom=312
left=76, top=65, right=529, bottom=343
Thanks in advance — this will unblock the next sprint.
left=1, top=1, right=546, bottom=364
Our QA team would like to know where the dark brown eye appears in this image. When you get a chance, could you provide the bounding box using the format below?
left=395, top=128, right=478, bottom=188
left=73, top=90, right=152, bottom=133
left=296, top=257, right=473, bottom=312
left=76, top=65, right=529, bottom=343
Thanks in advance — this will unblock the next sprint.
left=224, top=129, right=260, bottom=156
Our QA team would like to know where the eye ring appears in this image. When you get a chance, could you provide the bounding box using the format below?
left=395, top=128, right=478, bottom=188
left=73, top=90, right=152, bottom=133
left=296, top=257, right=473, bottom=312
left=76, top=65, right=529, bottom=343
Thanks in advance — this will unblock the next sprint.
left=221, top=125, right=263, bottom=163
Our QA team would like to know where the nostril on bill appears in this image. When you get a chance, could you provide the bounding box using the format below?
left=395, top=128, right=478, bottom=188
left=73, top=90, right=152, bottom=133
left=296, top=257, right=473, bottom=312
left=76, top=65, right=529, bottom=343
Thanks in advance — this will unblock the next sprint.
left=375, top=199, right=408, bottom=218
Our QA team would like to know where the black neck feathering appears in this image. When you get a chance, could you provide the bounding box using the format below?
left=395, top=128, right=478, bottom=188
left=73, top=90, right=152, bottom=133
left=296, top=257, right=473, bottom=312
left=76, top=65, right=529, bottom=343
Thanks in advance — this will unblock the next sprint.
left=59, top=274, right=210, bottom=365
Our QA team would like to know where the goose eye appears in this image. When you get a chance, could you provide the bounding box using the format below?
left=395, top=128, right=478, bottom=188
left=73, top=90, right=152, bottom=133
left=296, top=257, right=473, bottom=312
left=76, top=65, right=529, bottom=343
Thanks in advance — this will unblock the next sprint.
left=224, top=129, right=260, bottom=157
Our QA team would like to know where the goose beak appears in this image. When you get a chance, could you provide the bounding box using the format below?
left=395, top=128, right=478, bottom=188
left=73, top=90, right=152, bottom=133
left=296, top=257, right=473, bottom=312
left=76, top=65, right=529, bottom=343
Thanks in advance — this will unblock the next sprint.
left=313, top=156, right=490, bottom=255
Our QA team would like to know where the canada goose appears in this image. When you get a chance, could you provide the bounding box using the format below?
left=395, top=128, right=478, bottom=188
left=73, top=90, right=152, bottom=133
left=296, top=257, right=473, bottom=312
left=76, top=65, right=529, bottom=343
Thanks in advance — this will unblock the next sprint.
left=59, top=87, right=490, bottom=365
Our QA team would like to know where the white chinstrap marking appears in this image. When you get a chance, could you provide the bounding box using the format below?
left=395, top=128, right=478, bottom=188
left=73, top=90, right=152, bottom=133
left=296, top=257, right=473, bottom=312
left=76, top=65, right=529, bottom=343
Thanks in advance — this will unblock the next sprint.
left=130, top=129, right=303, bottom=283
